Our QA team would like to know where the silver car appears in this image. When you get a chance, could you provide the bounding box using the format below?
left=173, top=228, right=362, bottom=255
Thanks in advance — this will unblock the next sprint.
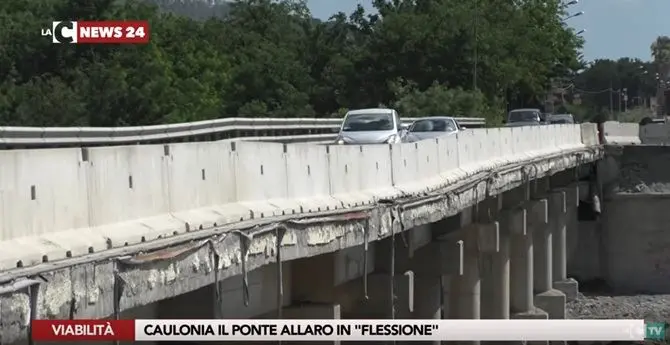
left=335, top=108, right=404, bottom=144
left=548, top=114, right=575, bottom=124
left=505, top=108, right=542, bottom=127
left=402, top=117, right=461, bottom=143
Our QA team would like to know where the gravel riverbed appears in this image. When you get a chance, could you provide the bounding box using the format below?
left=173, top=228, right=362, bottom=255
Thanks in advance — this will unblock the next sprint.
left=566, top=292, right=670, bottom=345
left=567, top=293, right=670, bottom=321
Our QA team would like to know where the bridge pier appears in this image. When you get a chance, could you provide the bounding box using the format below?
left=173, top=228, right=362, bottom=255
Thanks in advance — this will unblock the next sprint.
left=488, top=233, right=510, bottom=319
left=450, top=228, right=481, bottom=345
left=531, top=197, right=566, bottom=320
left=289, top=250, right=364, bottom=327
left=372, top=232, right=444, bottom=319
left=404, top=242, right=442, bottom=345
left=408, top=245, right=442, bottom=322
left=436, top=209, right=490, bottom=345
left=509, top=204, right=548, bottom=319
left=482, top=210, right=510, bottom=319
left=452, top=228, right=481, bottom=320
left=283, top=304, right=342, bottom=345
left=404, top=225, right=443, bottom=325
left=476, top=197, right=502, bottom=321
left=439, top=232, right=463, bottom=323
left=551, top=186, right=580, bottom=301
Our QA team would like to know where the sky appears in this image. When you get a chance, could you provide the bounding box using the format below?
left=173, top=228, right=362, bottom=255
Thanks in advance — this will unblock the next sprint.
left=306, top=0, right=669, bottom=62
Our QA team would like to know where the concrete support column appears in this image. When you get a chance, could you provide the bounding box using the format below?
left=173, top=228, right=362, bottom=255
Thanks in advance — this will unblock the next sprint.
left=552, top=185, right=580, bottom=301
left=553, top=200, right=568, bottom=283
left=477, top=221, right=505, bottom=319
left=284, top=303, right=341, bottom=319
left=441, top=275, right=453, bottom=318
left=532, top=198, right=553, bottom=293
left=509, top=207, right=532, bottom=314
left=439, top=228, right=476, bottom=345
left=439, top=234, right=464, bottom=320
left=373, top=232, right=444, bottom=323
left=284, top=304, right=341, bottom=345
left=483, top=213, right=513, bottom=320
left=452, top=228, right=481, bottom=321
left=410, top=274, right=441, bottom=345
left=508, top=205, right=548, bottom=321
left=532, top=196, right=566, bottom=320
left=491, top=235, right=510, bottom=319
left=442, top=227, right=481, bottom=345
left=477, top=198, right=505, bottom=320
left=291, top=248, right=377, bottom=321
left=413, top=275, right=442, bottom=319
left=406, top=226, right=443, bottom=324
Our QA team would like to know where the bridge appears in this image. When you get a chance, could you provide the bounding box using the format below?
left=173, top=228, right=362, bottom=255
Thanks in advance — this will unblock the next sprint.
left=1, top=117, right=664, bottom=345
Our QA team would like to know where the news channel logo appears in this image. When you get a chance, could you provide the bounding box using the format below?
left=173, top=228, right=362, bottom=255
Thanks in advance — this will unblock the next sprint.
left=40, top=21, right=78, bottom=43
left=645, top=322, right=668, bottom=341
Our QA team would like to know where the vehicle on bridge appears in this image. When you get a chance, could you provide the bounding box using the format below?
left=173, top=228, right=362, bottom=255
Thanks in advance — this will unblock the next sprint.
left=548, top=113, right=575, bottom=124
left=541, top=112, right=551, bottom=123
left=401, top=116, right=461, bottom=143
left=505, top=108, right=543, bottom=127
left=639, top=116, right=666, bottom=126
left=335, top=108, right=405, bottom=144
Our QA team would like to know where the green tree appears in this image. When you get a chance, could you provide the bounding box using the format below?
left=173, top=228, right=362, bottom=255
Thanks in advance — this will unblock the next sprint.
left=572, top=58, right=655, bottom=120
left=0, top=0, right=585, bottom=127
left=651, top=36, right=670, bottom=115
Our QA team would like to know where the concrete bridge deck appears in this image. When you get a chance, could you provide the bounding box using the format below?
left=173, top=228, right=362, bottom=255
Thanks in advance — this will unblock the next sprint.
left=0, top=124, right=602, bottom=343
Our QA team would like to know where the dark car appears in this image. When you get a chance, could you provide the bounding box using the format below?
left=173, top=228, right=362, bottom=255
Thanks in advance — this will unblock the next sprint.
left=505, top=108, right=542, bottom=127
left=548, top=114, right=575, bottom=124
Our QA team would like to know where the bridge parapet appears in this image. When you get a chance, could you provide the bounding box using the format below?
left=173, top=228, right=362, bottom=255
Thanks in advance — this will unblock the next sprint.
left=601, top=121, right=641, bottom=145
left=601, top=120, right=670, bottom=145
left=639, top=121, right=670, bottom=145
left=0, top=124, right=599, bottom=272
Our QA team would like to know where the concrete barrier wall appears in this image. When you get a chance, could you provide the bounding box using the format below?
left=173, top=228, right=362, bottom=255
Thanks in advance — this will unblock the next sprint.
left=602, top=121, right=641, bottom=145
left=640, top=122, right=670, bottom=145
left=603, top=194, right=670, bottom=293
left=603, top=120, right=670, bottom=145
left=575, top=145, right=670, bottom=293
left=581, top=123, right=599, bottom=146
left=0, top=124, right=598, bottom=271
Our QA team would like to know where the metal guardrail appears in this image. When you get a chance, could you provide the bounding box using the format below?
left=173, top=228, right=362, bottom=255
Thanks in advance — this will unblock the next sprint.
left=0, top=117, right=485, bottom=149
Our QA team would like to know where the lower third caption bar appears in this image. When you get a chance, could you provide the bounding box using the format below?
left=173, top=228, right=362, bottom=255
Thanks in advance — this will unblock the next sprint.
left=31, top=319, right=646, bottom=342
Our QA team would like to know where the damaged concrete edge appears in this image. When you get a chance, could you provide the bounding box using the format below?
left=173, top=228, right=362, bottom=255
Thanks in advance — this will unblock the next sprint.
left=0, top=146, right=602, bottom=342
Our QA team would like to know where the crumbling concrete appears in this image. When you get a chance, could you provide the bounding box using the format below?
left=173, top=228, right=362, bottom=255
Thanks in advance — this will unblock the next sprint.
left=0, top=148, right=600, bottom=343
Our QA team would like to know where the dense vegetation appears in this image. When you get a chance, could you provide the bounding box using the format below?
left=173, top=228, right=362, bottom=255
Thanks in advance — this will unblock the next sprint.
left=1, top=0, right=585, bottom=126
left=558, top=36, right=670, bottom=122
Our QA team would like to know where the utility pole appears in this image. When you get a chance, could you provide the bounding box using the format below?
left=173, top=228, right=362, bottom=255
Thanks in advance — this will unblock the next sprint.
left=609, top=80, right=614, bottom=120
left=473, top=0, right=478, bottom=90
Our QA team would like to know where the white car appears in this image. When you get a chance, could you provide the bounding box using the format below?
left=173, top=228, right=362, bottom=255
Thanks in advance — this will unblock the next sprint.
left=402, top=117, right=461, bottom=143
left=335, top=108, right=405, bottom=145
